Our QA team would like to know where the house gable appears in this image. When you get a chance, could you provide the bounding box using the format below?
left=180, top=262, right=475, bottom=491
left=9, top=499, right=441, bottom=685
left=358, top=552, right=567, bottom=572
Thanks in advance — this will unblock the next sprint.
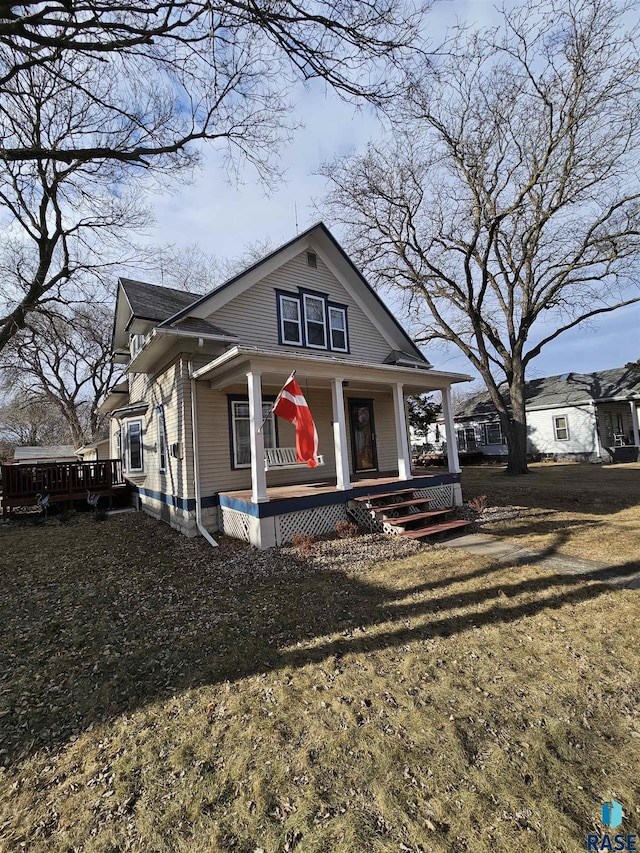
left=161, top=222, right=429, bottom=366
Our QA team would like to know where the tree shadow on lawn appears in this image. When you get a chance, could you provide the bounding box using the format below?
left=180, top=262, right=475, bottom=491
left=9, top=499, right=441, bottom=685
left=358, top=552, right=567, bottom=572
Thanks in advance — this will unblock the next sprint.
left=462, top=465, right=640, bottom=513
left=0, top=531, right=634, bottom=767
left=478, top=514, right=603, bottom=539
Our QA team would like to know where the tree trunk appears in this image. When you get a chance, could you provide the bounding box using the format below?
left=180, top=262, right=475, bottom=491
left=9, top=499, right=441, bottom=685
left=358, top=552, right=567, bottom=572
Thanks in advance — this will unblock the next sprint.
left=505, top=371, right=529, bottom=475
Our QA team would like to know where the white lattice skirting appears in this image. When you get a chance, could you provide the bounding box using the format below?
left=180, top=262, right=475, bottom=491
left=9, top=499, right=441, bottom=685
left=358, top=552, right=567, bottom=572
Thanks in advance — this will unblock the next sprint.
left=221, top=507, right=252, bottom=542
left=275, top=504, right=347, bottom=543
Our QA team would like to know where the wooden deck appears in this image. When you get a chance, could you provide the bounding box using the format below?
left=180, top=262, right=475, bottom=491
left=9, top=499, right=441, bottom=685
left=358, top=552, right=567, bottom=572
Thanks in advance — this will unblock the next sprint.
left=1, top=460, right=126, bottom=514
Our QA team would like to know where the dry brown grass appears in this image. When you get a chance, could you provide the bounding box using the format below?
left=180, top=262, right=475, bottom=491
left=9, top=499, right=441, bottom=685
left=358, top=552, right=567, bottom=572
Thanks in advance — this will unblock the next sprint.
left=463, top=461, right=640, bottom=563
left=0, top=512, right=639, bottom=852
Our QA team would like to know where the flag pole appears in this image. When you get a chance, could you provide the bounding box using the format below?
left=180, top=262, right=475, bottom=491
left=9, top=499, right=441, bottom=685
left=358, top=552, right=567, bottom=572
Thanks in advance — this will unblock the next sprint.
left=258, top=370, right=296, bottom=433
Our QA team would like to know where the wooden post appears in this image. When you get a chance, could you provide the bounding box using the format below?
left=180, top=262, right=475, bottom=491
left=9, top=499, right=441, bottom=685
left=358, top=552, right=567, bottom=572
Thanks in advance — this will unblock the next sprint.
left=441, top=386, right=461, bottom=474
left=331, top=378, right=351, bottom=490
left=247, top=371, right=269, bottom=503
left=392, top=382, right=412, bottom=481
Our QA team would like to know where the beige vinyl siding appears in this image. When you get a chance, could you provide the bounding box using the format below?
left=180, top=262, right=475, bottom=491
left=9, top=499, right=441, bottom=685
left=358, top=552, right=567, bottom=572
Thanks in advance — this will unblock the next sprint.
left=205, top=250, right=393, bottom=363
left=195, top=381, right=403, bottom=496
left=116, top=359, right=194, bottom=500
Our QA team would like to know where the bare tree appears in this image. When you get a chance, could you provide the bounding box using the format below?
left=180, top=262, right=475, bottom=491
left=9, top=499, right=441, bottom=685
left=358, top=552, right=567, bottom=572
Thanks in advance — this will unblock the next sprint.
left=321, top=0, right=640, bottom=474
left=0, top=393, right=72, bottom=458
left=1, top=305, right=119, bottom=447
left=0, top=1, right=427, bottom=167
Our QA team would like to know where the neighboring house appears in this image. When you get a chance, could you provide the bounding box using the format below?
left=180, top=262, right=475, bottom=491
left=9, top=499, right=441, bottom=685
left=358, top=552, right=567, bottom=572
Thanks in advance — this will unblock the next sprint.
left=454, top=368, right=640, bottom=462
left=75, top=438, right=111, bottom=461
left=11, top=445, right=78, bottom=464
left=99, top=222, right=470, bottom=547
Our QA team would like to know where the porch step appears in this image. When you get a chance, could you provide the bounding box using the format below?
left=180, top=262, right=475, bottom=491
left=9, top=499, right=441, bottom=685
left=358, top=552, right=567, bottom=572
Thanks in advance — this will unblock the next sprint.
left=382, top=508, right=452, bottom=527
left=400, top=519, right=473, bottom=540
left=370, top=496, right=434, bottom=514
left=353, top=488, right=419, bottom=504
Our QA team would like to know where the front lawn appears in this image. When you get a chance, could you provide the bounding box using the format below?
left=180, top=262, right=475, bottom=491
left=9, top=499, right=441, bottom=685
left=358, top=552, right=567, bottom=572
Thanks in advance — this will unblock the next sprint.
left=462, top=461, right=640, bottom=564
left=0, top=513, right=638, bottom=852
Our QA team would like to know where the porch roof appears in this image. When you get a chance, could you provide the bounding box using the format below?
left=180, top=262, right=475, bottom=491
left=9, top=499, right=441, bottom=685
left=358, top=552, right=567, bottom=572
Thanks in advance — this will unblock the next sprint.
left=192, top=345, right=471, bottom=392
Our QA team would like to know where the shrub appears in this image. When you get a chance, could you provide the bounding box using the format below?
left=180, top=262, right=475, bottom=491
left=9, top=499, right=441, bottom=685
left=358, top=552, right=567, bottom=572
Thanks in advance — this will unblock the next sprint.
left=335, top=519, right=359, bottom=539
left=291, top=532, right=317, bottom=552
left=468, top=494, right=488, bottom=514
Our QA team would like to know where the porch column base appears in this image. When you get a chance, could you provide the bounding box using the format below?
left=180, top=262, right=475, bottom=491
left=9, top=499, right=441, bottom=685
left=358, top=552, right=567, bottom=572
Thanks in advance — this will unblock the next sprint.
left=248, top=515, right=276, bottom=549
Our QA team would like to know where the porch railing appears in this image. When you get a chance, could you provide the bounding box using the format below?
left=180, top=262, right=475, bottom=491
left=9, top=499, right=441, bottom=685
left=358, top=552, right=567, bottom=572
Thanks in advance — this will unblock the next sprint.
left=1, top=459, right=125, bottom=506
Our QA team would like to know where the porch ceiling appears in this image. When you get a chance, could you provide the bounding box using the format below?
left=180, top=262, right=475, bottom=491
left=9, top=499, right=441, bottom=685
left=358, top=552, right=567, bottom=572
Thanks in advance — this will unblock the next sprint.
left=192, top=346, right=471, bottom=393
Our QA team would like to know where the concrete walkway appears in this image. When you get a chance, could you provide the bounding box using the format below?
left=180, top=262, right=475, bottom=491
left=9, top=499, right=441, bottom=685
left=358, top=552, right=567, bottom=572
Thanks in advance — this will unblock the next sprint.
left=443, top=533, right=640, bottom=591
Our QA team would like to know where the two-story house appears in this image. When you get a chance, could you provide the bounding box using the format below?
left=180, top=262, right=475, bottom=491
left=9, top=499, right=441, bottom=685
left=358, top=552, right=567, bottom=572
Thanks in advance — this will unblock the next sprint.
left=100, top=223, right=470, bottom=548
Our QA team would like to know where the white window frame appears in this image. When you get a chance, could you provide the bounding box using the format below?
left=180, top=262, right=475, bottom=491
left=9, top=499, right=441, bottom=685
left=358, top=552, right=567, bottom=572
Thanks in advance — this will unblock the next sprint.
left=328, top=305, right=348, bottom=352
left=279, top=294, right=303, bottom=345
left=303, top=293, right=327, bottom=349
left=157, top=407, right=167, bottom=473
left=484, top=422, right=504, bottom=445
left=553, top=414, right=570, bottom=441
left=231, top=400, right=276, bottom=469
left=126, top=419, right=144, bottom=472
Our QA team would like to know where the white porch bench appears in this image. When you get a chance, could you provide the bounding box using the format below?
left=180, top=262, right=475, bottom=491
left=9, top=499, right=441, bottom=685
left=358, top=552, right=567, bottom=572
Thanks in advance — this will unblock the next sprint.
left=264, top=447, right=325, bottom=470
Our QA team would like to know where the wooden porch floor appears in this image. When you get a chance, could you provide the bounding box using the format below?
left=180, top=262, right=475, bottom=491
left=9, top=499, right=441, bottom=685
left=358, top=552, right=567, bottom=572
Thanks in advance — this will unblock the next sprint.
left=221, top=470, right=445, bottom=503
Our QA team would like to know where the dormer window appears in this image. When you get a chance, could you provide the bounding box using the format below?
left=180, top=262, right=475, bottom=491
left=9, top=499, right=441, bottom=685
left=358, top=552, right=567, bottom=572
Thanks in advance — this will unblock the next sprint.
left=276, top=288, right=349, bottom=352
left=303, top=294, right=327, bottom=348
left=280, top=295, right=303, bottom=345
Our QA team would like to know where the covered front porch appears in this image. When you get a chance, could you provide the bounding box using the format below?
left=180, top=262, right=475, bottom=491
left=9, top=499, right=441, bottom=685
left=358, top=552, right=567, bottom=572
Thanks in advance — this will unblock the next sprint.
left=191, top=346, right=469, bottom=547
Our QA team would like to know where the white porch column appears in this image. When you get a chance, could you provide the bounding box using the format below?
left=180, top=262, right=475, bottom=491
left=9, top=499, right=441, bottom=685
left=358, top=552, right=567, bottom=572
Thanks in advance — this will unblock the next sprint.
left=630, top=400, right=640, bottom=446
left=441, top=386, right=461, bottom=474
left=331, top=378, right=351, bottom=490
left=392, top=382, right=412, bottom=481
left=247, top=371, right=268, bottom=503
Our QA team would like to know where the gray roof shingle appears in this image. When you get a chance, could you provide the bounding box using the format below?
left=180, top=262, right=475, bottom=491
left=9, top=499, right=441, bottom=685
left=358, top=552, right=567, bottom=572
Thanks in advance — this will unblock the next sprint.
left=457, top=367, right=640, bottom=419
left=119, top=278, right=234, bottom=337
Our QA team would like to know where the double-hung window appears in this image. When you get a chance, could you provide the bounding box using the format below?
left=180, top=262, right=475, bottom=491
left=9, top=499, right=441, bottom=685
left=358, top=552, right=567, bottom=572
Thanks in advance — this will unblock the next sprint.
left=126, top=420, right=144, bottom=472
left=303, top=293, right=327, bottom=348
left=157, top=407, right=167, bottom=472
left=328, top=306, right=347, bottom=351
left=484, top=422, right=504, bottom=445
left=553, top=415, right=569, bottom=441
left=280, top=295, right=302, bottom=345
left=230, top=399, right=276, bottom=468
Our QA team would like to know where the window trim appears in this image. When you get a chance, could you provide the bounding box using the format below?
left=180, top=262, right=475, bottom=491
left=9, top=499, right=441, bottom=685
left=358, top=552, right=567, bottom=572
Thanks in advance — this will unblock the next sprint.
left=328, top=305, right=348, bottom=352
left=276, top=287, right=349, bottom=352
left=553, top=414, right=570, bottom=441
left=126, top=418, right=144, bottom=472
left=157, top=406, right=167, bottom=473
left=227, top=395, right=279, bottom=470
left=484, top=422, right=504, bottom=446
left=278, top=293, right=303, bottom=346
left=303, top=292, right=328, bottom=349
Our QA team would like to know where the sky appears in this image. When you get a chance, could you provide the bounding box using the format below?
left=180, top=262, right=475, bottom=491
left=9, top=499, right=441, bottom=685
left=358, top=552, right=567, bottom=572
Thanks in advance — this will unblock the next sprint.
left=142, top=0, right=639, bottom=384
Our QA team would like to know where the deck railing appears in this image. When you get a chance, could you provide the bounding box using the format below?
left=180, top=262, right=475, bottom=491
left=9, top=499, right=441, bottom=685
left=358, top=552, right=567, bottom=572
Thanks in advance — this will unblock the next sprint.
left=1, top=459, right=125, bottom=507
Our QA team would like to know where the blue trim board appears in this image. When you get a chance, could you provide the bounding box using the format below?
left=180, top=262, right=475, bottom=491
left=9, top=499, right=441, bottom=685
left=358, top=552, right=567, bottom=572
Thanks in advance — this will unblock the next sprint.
left=218, top=473, right=460, bottom=519
left=135, top=486, right=219, bottom=511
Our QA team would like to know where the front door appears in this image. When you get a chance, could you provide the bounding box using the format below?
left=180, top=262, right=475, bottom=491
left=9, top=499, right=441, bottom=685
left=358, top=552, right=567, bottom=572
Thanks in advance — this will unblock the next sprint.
left=349, top=399, right=378, bottom=472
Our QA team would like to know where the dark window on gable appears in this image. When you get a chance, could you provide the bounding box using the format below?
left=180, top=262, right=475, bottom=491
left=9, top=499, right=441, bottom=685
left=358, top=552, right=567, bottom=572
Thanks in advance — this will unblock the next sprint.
left=306, top=251, right=317, bottom=268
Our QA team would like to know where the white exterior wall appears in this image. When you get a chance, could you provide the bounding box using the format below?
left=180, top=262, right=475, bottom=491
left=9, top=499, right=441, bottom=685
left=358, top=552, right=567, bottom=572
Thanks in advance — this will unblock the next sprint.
left=206, top=250, right=393, bottom=363
left=527, top=404, right=598, bottom=459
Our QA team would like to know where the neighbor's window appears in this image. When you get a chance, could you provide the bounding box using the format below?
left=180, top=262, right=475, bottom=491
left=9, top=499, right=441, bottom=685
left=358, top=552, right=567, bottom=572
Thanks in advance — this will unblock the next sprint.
left=127, top=420, right=144, bottom=471
left=553, top=415, right=570, bottom=441
left=328, top=305, right=347, bottom=351
left=157, top=407, right=167, bottom=472
left=484, top=422, right=504, bottom=445
left=231, top=400, right=276, bottom=468
left=303, top=293, right=327, bottom=348
left=279, top=294, right=302, bottom=345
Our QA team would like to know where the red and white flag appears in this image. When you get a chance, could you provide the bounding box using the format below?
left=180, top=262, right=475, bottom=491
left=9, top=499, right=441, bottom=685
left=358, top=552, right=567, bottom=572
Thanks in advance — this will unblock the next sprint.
left=273, top=373, right=319, bottom=467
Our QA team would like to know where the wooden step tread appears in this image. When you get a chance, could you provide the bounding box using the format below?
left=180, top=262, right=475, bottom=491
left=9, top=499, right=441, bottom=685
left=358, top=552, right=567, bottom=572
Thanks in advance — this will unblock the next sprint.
left=383, top=508, right=452, bottom=525
left=400, top=520, right=473, bottom=539
left=352, top=489, right=418, bottom=503
left=370, top=496, right=434, bottom=512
